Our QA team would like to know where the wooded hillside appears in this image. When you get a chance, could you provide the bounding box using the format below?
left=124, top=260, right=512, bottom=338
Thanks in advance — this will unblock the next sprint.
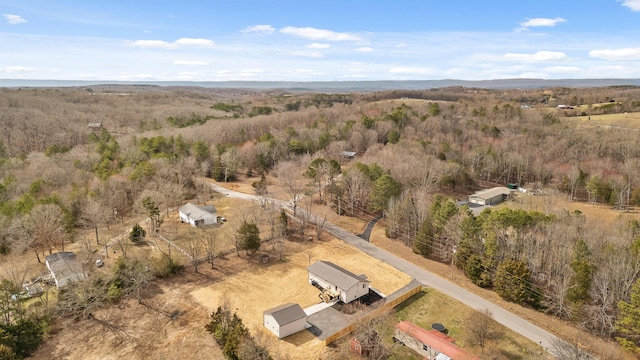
left=1, top=85, right=640, bottom=356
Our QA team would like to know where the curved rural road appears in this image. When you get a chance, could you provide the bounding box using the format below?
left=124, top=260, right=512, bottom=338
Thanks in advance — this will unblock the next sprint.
left=209, top=182, right=571, bottom=357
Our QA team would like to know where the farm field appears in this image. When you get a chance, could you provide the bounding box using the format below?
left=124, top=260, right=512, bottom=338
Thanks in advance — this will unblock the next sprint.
left=568, top=111, right=640, bottom=129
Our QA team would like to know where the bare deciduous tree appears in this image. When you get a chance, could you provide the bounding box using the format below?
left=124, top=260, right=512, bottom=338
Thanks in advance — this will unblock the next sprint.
left=29, top=203, right=67, bottom=260
left=464, top=308, right=501, bottom=350
left=185, top=228, right=202, bottom=272
left=550, top=337, right=593, bottom=360
left=275, top=160, right=307, bottom=216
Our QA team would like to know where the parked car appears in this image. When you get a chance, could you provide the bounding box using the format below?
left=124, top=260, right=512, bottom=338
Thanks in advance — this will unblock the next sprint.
left=96, top=259, right=104, bottom=267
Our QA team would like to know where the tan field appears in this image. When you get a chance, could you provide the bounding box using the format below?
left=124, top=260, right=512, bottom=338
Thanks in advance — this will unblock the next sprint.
left=569, top=111, right=640, bottom=129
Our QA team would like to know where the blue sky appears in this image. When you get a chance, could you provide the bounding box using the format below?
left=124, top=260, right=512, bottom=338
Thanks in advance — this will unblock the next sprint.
left=1, top=0, right=640, bottom=81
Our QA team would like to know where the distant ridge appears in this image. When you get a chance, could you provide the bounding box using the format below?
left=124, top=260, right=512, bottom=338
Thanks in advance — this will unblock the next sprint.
left=2, top=78, right=640, bottom=91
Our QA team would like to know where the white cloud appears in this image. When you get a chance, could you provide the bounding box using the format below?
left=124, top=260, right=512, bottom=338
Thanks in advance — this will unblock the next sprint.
left=128, top=40, right=176, bottom=49
left=2, top=14, right=26, bottom=24
left=504, top=51, right=568, bottom=62
left=2, top=65, right=34, bottom=73
left=173, top=60, right=209, bottom=66
left=518, top=17, right=566, bottom=30
left=127, top=37, right=214, bottom=49
left=621, top=0, right=640, bottom=11
left=356, top=47, right=374, bottom=52
left=589, top=47, right=640, bottom=60
left=291, top=50, right=324, bottom=58
left=389, top=67, right=435, bottom=75
left=280, top=26, right=360, bottom=41
left=174, top=38, right=214, bottom=47
left=241, top=25, right=275, bottom=34
left=307, top=43, right=330, bottom=49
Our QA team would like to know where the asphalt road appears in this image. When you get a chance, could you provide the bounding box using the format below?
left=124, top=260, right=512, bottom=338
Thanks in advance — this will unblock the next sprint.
left=357, top=215, right=382, bottom=242
left=208, top=181, right=573, bottom=357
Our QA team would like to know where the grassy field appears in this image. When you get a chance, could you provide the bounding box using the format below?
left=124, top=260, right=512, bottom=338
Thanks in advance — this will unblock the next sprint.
left=566, top=111, right=640, bottom=129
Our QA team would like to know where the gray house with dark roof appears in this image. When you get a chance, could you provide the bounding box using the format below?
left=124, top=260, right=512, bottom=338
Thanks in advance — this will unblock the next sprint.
left=263, top=303, right=307, bottom=339
left=308, top=260, right=370, bottom=304
left=45, top=252, right=87, bottom=288
left=179, top=202, right=217, bottom=227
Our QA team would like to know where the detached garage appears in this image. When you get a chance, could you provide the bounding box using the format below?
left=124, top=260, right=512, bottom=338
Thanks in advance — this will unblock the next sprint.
left=263, top=303, right=307, bottom=339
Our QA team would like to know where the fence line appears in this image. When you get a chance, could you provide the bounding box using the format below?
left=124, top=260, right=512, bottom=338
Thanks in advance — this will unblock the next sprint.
left=323, top=281, right=423, bottom=345
left=155, top=233, right=193, bottom=260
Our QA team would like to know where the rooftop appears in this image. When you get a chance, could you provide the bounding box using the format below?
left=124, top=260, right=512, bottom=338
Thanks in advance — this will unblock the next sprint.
left=396, top=321, right=480, bottom=360
left=263, top=303, right=307, bottom=326
left=45, top=251, right=87, bottom=288
left=179, top=202, right=216, bottom=220
left=470, top=186, right=511, bottom=200
left=308, top=260, right=369, bottom=291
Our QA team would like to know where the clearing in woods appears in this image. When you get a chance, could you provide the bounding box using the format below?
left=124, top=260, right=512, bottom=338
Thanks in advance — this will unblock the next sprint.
left=570, top=111, right=640, bottom=129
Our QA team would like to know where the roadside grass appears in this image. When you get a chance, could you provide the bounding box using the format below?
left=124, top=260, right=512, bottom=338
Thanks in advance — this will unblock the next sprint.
left=377, top=288, right=545, bottom=359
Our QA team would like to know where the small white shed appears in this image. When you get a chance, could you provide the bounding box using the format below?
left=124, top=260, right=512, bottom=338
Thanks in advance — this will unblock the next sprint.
left=263, top=303, right=307, bottom=339
left=179, top=202, right=217, bottom=227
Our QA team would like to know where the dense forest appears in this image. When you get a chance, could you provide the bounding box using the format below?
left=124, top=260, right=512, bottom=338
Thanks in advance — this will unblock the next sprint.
left=1, top=84, right=640, bottom=357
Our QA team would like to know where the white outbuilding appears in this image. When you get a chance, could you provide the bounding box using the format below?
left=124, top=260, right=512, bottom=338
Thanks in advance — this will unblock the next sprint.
left=263, top=303, right=307, bottom=339
left=468, top=187, right=511, bottom=206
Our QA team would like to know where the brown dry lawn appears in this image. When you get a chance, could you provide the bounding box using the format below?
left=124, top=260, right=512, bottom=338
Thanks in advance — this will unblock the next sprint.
left=191, top=237, right=412, bottom=360
left=28, top=205, right=411, bottom=360
left=568, top=111, right=640, bottom=129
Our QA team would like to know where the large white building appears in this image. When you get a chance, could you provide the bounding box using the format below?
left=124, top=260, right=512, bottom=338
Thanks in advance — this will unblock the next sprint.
left=308, top=260, right=370, bottom=304
left=468, top=187, right=511, bottom=206
left=263, top=303, right=307, bottom=339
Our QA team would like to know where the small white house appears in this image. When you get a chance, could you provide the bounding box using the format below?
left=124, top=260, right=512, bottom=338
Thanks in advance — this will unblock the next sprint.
left=45, top=252, right=87, bottom=288
left=341, top=151, right=357, bottom=159
left=263, top=303, right=307, bottom=339
left=179, top=202, right=217, bottom=227
left=468, top=187, right=511, bottom=206
left=308, top=260, right=370, bottom=304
